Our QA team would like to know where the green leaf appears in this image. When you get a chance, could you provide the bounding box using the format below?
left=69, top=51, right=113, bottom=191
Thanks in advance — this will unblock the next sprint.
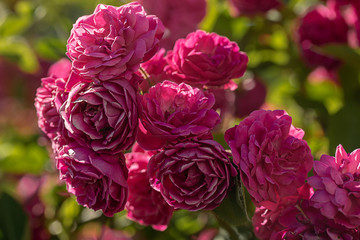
left=317, top=44, right=360, bottom=69
left=327, top=103, right=360, bottom=155
left=212, top=179, right=250, bottom=227
left=0, top=192, right=29, bottom=240
left=0, top=37, right=39, bottom=73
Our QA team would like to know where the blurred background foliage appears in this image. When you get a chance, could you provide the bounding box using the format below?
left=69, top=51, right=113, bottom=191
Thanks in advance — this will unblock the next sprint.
left=0, top=0, right=359, bottom=239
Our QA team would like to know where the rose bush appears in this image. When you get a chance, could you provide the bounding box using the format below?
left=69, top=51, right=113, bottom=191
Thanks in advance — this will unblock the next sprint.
left=56, top=142, right=128, bottom=217
left=165, top=30, right=248, bottom=89
left=148, top=139, right=237, bottom=211
left=225, top=110, right=313, bottom=207
left=66, top=2, right=164, bottom=81
left=60, top=77, right=140, bottom=153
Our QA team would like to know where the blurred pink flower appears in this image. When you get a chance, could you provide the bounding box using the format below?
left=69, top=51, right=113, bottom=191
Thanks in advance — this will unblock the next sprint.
left=137, top=0, right=206, bottom=49
left=165, top=30, right=248, bottom=89
left=297, top=4, right=348, bottom=69
left=307, top=144, right=360, bottom=228
left=234, top=78, right=267, bottom=118
left=17, top=175, right=50, bottom=240
left=125, top=143, right=173, bottom=231
left=228, top=0, right=282, bottom=17
left=67, top=3, right=164, bottom=81
left=148, top=139, right=237, bottom=211
left=60, top=78, right=140, bottom=153
left=35, top=58, right=70, bottom=139
left=138, top=80, right=220, bottom=150
left=225, top=110, right=313, bottom=207
left=56, top=142, right=128, bottom=217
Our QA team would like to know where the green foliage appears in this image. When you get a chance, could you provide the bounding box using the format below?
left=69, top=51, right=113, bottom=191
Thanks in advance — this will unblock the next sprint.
left=0, top=192, right=29, bottom=240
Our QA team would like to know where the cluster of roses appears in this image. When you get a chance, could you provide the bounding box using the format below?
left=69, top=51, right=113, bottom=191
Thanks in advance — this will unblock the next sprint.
left=34, top=0, right=360, bottom=238
left=34, top=1, right=249, bottom=231
left=226, top=109, right=360, bottom=239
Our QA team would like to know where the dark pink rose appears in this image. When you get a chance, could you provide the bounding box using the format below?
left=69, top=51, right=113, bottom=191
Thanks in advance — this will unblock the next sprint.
left=148, top=139, right=237, bottom=211
left=138, top=48, right=167, bottom=92
left=56, top=142, right=128, bottom=217
left=228, top=0, right=282, bottom=17
left=17, top=175, right=50, bottom=240
left=48, top=58, right=72, bottom=80
left=225, top=110, right=313, bottom=207
left=60, top=78, right=140, bottom=153
left=298, top=4, right=348, bottom=69
left=307, top=145, right=360, bottom=228
left=165, top=30, right=248, bottom=88
left=138, top=80, right=220, bottom=150
left=234, top=78, right=267, bottom=118
left=137, top=0, right=206, bottom=49
left=35, top=59, right=70, bottom=139
left=253, top=184, right=313, bottom=240
left=125, top=143, right=173, bottom=231
left=66, top=2, right=164, bottom=81
left=209, top=88, right=236, bottom=123
left=254, top=193, right=359, bottom=240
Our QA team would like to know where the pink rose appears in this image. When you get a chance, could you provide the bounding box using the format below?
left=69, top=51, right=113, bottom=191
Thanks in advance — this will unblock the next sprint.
left=66, top=2, right=164, bottom=81
left=253, top=184, right=313, bottom=240
left=138, top=80, right=220, bottom=150
left=307, top=145, right=360, bottom=228
left=138, top=48, right=167, bottom=92
left=35, top=59, right=70, bottom=139
left=60, top=77, right=140, bottom=153
left=254, top=196, right=359, bottom=239
left=234, top=77, right=267, bottom=118
left=125, top=143, right=173, bottom=231
left=225, top=110, right=313, bottom=207
left=297, top=4, right=348, bottom=69
left=56, top=142, right=128, bottom=217
left=148, top=139, right=237, bottom=211
left=228, top=0, right=282, bottom=17
left=137, top=0, right=207, bottom=49
left=165, top=30, right=248, bottom=88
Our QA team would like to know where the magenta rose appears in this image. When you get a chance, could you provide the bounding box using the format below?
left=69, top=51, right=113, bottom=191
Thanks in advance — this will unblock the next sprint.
left=252, top=184, right=313, bottom=240
left=60, top=78, right=139, bottom=153
left=138, top=48, right=167, bottom=92
left=148, top=139, right=237, bottom=211
left=307, top=145, right=360, bottom=228
left=234, top=77, right=267, bottom=118
left=165, top=30, right=248, bottom=88
left=297, top=4, right=348, bottom=69
left=137, top=0, right=206, bottom=49
left=66, top=2, right=164, bottom=81
left=35, top=59, right=70, bottom=139
left=228, top=0, right=282, bottom=17
left=225, top=110, right=313, bottom=207
left=254, top=195, right=359, bottom=239
left=56, top=142, right=128, bottom=217
left=138, top=80, right=220, bottom=150
left=125, top=143, right=173, bottom=231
